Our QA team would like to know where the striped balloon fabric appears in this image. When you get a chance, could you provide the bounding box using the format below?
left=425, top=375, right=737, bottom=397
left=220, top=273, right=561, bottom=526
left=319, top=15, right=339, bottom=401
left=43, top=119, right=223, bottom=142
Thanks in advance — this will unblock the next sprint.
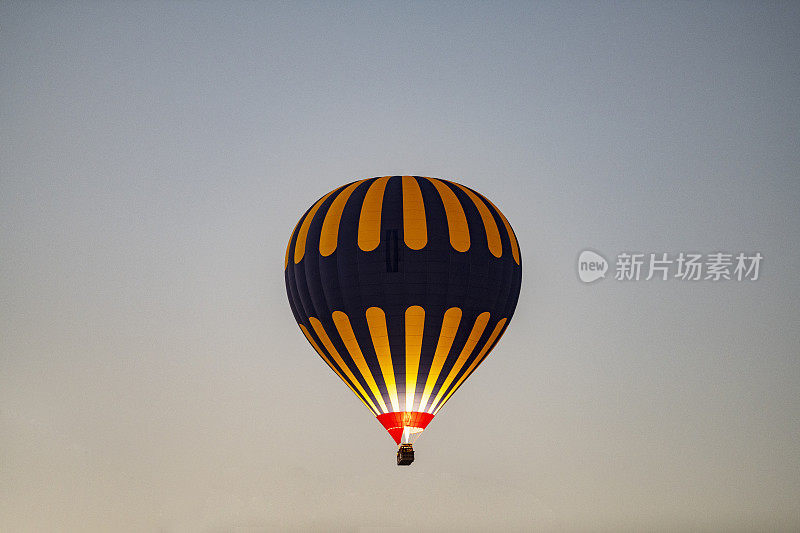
left=285, top=176, right=522, bottom=445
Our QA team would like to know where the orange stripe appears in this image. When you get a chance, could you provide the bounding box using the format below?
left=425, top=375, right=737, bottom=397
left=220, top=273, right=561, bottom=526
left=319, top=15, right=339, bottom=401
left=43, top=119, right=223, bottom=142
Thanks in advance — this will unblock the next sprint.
left=294, top=188, right=338, bottom=264
left=285, top=218, right=301, bottom=270
left=402, top=176, right=427, bottom=250
left=404, top=306, right=425, bottom=412
left=426, top=177, right=470, bottom=252
left=365, top=306, right=400, bottom=412
left=418, top=307, right=462, bottom=413
left=451, top=182, right=502, bottom=258
left=331, top=310, right=389, bottom=413
left=427, top=312, right=490, bottom=413
left=319, top=180, right=366, bottom=256
left=358, top=177, right=390, bottom=252
left=309, top=317, right=380, bottom=414
left=299, top=324, right=376, bottom=414
left=481, top=194, right=520, bottom=265
left=433, top=318, right=507, bottom=415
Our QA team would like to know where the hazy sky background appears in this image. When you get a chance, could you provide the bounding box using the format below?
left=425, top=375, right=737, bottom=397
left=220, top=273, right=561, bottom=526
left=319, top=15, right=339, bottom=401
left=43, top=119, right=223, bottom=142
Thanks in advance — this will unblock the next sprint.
left=2, top=2, right=799, bottom=531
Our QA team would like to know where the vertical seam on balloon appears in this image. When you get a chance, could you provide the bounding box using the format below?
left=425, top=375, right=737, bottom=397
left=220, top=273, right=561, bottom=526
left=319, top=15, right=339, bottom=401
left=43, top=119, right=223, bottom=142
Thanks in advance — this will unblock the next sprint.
left=418, top=307, right=462, bottom=413
left=402, top=176, right=427, bottom=250
left=358, top=176, right=390, bottom=252
left=479, top=193, right=520, bottom=265
left=425, top=177, right=470, bottom=252
left=309, top=317, right=381, bottom=414
left=299, top=324, right=378, bottom=415
left=404, top=306, right=425, bottom=412
left=331, top=310, right=390, bottom=413
left=294, top=188, right=339, bottom=264
left=427, top=312, right=490, bottom=414
left=433, top=318, right=507, bottom=415
left=319, top=180, right=367, bottom=256
left=365, top=306, right=400, bottom=412
left=450, top=181, right=502, bottom=258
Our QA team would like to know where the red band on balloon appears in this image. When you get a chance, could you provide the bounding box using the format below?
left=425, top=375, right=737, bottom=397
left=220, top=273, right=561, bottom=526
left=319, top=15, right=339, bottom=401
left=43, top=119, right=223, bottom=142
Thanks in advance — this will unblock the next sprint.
left=376, top=411, right=435, bottom=444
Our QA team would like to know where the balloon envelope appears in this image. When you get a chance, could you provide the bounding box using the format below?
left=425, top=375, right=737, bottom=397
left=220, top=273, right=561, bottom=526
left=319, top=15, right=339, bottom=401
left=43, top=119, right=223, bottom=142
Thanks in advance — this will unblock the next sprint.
left=285, top=176, right=522, bottom=444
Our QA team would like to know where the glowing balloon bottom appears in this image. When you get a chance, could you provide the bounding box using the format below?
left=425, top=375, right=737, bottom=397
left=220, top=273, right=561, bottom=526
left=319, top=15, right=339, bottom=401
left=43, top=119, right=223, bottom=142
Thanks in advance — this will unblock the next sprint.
left=376, top=411, right=435, bottom=445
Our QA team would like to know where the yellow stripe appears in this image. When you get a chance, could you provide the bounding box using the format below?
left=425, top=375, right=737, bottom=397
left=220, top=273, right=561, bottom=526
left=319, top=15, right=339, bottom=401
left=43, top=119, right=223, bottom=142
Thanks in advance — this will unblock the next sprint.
left=365, top=306, right=400, bottom=412
left=433, top=318, right=507, bottom=415
left=427, top=312, right=490, bottom=413
left=285, top=219, right=301, bottom=270
left=402, top=176, right=427, bottom=250
left=481, top=194, right=520, bottom=265
left=319, top=180, right=366, bottom=256
left=426, top=177, right=470, bottom=252
left=299, top=324, right=376, bottom=415
left=418, top=307, right=462, bottom=413
left=309, top=317, right=380, bottom=414
left=294, top=188, right=338, bottom=264
left=404, top=306, right=425, bottom=412
left=451, top=182, right=502, bottom=258
left=358, top=177, right=390, bottom=251
left=331, top=310, right=389, bottom=413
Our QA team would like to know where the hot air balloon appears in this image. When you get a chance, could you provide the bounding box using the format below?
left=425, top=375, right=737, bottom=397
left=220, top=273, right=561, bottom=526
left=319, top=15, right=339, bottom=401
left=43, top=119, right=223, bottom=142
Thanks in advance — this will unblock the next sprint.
left=284, top=176, right=522, bottom=465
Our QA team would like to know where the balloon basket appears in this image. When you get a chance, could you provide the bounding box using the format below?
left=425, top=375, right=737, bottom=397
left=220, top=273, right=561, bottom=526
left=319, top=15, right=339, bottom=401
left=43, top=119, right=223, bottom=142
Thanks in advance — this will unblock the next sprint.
left=396, top=444, right=415, bottom=466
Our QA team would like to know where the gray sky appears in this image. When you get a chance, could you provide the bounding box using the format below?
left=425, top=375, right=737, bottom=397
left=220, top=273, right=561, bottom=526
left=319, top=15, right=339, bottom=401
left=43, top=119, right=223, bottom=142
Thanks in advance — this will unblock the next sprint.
left=2, top=1, right=799, bottom=531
